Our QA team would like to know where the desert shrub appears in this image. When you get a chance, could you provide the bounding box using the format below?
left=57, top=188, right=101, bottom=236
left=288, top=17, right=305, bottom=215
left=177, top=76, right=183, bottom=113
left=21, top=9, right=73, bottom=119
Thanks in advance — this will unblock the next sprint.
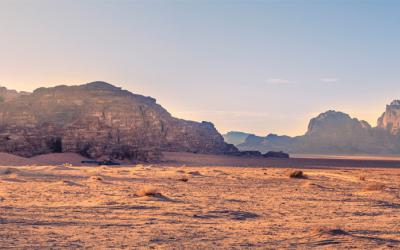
left=178, top=176, right=189, bottom=182
left=314, top=227, right=349, bottom=236
left=136, top=186, right=161, bottom=197
left=89, top=175, right=103, bottom=181
left=289, top=170, right=306, bottom=179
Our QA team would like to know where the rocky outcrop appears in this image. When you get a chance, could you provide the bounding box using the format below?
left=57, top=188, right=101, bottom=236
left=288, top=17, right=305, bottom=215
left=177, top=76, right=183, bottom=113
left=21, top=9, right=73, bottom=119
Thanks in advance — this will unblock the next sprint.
left=306, top=111, right=372, bottom=137
left=224, top=150, right=263, bottom=157
left=264, top=151, right=289, bottom=158
left=0, top=86, right=29, bottom=102
left=238, top=133, right=297, bottom=153
left=236, top=109, right=400, bottom=155
left=299, top=111, right=395, bottom=154
left=223, top=131, right=253, bottom=145
left=0, top=82, right=237, bottom=162
left=377, top=100, right=400, bottom=135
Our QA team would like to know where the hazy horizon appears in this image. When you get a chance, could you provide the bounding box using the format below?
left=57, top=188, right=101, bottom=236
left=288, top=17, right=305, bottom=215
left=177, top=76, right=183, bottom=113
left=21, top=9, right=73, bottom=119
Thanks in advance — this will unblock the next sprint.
left=1, top=0, right=400, bottom=136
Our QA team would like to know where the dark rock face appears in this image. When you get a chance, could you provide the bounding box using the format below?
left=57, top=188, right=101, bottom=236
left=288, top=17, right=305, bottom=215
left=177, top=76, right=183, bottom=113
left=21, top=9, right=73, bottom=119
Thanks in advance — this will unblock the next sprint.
left=0, top=82, right=237, bottom=161
left=263, top=151, right=289, bottom=158
left=237, top=109, right=400, bottom=155
left=224, top=150, right=263, bottom=157
left=377, top=100, right=400, bottom=135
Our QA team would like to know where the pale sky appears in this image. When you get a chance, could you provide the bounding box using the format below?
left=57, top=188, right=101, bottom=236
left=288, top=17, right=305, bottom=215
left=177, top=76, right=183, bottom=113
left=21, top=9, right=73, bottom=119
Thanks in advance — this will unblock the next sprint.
left=1, top=0, right=400, bottom=136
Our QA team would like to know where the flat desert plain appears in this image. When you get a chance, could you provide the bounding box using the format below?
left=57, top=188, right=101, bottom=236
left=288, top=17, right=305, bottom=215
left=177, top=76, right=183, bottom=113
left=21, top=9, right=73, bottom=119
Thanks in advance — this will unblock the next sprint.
left=0, top=153, right=400, bottom=249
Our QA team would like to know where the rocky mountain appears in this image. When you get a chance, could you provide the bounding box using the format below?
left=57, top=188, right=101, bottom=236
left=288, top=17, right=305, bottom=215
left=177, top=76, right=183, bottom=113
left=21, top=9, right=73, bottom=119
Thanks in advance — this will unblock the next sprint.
left=232, top=107, right=400, bottom=155
left=0, top=86, right=29, bottom=102
left=0, top=82, right=237, bottom=161
left=223, top=131, right=253, bottom=145
left=377, top=100, right=400, bottom=135
left=299, top=111, right=396, bottom=154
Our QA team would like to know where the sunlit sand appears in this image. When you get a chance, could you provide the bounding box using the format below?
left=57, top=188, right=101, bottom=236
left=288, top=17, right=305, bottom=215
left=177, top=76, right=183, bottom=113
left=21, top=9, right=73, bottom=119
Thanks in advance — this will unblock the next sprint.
left=1, top=153, right=399, bottom=248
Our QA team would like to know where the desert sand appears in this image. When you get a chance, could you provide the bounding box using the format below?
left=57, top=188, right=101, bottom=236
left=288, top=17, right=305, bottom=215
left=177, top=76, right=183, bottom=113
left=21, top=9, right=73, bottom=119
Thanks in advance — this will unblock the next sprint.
left=0, top=153, right=400, bottom=249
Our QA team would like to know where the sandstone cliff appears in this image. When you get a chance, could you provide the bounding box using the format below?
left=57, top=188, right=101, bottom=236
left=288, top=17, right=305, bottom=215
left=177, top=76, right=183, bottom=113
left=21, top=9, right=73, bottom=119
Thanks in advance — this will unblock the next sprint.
left=236, top=109, right=400, bottom=155
left=0, top=82, right=236, bottom=161
left=0, top=86, right=29, bottom=102
left=377, top=100, right=400, bottom=135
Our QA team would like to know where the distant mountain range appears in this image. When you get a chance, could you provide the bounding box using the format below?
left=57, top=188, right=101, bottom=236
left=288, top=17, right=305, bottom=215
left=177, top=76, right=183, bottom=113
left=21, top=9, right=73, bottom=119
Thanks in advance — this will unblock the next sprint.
left=224, top=101, right=400, bottom=155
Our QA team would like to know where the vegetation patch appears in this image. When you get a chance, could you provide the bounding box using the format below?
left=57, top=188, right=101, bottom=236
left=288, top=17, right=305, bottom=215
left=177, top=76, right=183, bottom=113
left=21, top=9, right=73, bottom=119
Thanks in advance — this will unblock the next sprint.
left=289, top=170, right=306, bottom=179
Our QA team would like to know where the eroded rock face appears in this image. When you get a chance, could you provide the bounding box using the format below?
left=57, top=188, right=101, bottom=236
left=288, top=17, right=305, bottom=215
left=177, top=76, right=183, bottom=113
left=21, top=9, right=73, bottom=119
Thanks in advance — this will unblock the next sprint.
left=377, top=100, right=400, bottom=135
left=0, top=82, right=237, bottom=161
left=301, top=111, right=394, bottom=154
left=0, top=86, right=29, bottom=102
left=237, top=110, right=400, bottom=155
left=223, top=131, right=253, bottom=145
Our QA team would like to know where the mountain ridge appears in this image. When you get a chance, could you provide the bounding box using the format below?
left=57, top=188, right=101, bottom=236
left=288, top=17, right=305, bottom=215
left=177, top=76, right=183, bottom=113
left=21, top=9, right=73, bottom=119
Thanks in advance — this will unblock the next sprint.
left=225, top=105, right=400, bottom=155
left=0, top=82, right=237, bottom=162
left=0, top=86, right=30, bottom=102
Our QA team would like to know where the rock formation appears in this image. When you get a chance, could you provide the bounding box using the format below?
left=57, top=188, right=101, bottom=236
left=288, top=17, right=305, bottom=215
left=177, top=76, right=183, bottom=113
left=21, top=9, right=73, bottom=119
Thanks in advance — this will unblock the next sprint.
left=0, top=82, right=237, bottom=161
left=0, top=86, right=29, bottom=102
left=223, top=131, right=253, bottom=145
left=263, top=151, right=289, bottom=158
left=299, top=111, right=395, bottom=154
left=377, top=100, right=400, bottom=135
left=233, top=108, right=400, bottom=155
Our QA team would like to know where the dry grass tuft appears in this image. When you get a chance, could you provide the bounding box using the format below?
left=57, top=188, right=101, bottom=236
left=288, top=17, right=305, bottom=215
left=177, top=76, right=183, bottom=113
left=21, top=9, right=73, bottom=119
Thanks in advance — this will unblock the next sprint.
left=130, top=168, right=136, bottom=175
left=314, top=227, right=349, bottom=236
left=364, top=182, right=385, bottom=191
left=289, top=170, right=306, bottom=179
left=89, top=175, right=103, bottom=181
left=136, top=186, right=161, bottom=197
left=135, top=164, right=145, bottom=169
left=178, top=176, right=189, bottom=182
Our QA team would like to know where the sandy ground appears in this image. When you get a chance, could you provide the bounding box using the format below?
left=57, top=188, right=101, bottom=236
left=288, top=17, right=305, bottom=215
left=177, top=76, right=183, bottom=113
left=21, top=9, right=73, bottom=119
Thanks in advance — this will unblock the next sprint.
left=1, top=158, right=400, bottom=249
left=163, top=152, right=400, bottom=169
left=0, top=152, right=90, bottom=166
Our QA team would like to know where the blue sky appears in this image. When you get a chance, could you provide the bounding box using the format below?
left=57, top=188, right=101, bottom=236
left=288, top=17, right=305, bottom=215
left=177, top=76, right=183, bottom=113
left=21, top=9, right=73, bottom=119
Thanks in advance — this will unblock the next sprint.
left=1, top=0, right=400, bottom=136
